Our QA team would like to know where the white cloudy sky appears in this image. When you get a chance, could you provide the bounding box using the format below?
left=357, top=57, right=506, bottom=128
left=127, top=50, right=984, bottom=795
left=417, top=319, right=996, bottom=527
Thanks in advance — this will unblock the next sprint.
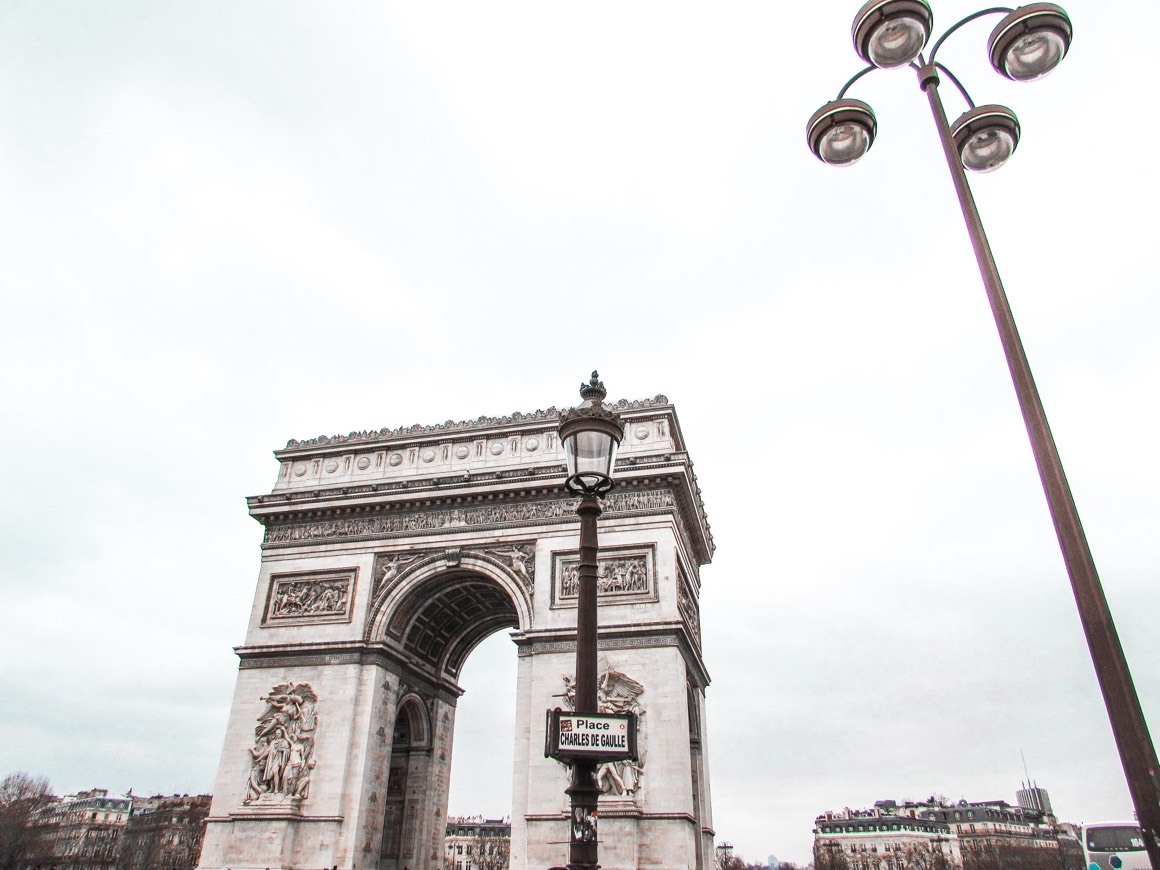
left=1, top=1, right=1157, bottom=865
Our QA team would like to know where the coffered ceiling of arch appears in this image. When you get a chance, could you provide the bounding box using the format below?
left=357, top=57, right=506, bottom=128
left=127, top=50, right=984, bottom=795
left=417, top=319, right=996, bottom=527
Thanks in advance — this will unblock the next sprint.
left=386, top=573, right=519, bottom=679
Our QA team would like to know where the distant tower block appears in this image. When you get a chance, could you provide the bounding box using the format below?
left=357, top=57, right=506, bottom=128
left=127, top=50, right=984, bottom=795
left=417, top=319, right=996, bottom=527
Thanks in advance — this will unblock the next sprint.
left=1017, top=782, right=1053, bottom=816
left=196, top=395, right=717, bottom=870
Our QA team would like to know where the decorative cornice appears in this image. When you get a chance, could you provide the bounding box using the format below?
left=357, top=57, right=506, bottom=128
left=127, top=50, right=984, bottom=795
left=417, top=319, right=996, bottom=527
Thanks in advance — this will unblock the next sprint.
left=516, top=634, right=680, bottom=657
left=233, top=641, right=464, bottom=701
left=524, top=811, right=697, bottom=823
left=221, top=812, right=344, bottom=823
left=281, top=395, right=670, bottom=452
left=512, top=621, right=710, bottom=687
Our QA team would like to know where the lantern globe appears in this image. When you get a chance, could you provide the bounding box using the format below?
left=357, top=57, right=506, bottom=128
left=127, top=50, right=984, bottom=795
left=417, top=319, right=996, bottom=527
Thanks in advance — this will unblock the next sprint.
left=988, top=3, right=1072, bottom=81
left=807, top=99, right=877, bottom=166
left=852, top=0, right=933, bottom=68
left=558, top=372, right=625, bottom=495
left=951, top=104, right=1020, bottom=173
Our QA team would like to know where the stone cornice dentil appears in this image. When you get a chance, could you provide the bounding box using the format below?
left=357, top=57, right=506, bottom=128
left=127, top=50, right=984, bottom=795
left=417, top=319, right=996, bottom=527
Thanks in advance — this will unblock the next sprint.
left=280, top=395, right=670, bottom=453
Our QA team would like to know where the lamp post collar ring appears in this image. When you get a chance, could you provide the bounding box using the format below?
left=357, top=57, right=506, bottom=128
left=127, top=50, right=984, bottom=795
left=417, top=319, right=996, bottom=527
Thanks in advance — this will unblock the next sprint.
left=564, top=473, right=614, bottom=498
left=917, top=62, right=940, bottom=90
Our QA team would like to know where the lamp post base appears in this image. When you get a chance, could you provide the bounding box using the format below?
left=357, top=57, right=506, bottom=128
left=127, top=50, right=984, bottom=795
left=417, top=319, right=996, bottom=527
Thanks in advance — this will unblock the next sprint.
left=566, top=760, right=601, bottom=870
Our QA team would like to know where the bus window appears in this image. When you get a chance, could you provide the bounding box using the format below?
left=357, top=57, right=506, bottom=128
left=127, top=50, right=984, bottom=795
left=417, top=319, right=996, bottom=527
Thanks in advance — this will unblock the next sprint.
left=1082, top=822, right=1149, bottom=870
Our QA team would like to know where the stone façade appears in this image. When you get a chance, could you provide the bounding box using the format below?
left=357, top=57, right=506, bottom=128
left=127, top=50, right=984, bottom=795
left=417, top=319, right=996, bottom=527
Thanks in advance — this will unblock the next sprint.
left=197, top=394, right=716, bottom=870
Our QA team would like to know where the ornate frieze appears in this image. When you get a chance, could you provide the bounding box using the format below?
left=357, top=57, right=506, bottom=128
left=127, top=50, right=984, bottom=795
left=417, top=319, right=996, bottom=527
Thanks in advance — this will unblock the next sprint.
left=238, top=651, right=362, bottom=669
left=243, top=683, right=318, bottom=806
left=552, top=545, right=656, bottom=607
left=605, top=490, right=675, bottom=512
left=263, top=570, right=356, bottom=626
left=560, top=662, right=647, bottom=798
left=516, top=633, right=682, bottom=657
left=264, top=489, right=677, bottom=546
left=676, top=561, right=701, bottom=648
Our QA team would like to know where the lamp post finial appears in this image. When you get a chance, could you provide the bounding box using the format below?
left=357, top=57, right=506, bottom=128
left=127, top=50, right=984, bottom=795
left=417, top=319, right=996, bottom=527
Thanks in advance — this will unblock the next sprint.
left=579, top=371, right=607, bottom=404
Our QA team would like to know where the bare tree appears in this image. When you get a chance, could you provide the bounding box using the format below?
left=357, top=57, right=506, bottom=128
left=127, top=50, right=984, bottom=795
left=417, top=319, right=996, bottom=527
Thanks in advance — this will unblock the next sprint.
left=962, top=840, right=1064, bottom=870
left=896, top=842, right=953, bottom=870
left=718, top=853, right=771, bottom=870
left=0, top=772, right=53, bottom=870
left=469, top=832, right=510, bottom=870
left=814, top=839, right=851, bottom=870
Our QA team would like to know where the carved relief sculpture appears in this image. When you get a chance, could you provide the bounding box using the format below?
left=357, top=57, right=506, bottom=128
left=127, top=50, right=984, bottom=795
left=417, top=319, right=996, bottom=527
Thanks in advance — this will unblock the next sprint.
left=267, top=576, right=351, bottom=621
left=484, top=544, right=534, bottom=589
left=677, top=576, right=702, bottom=647
left=372, top=543, right=537, bottom=603
left=554, top=546, right=656, bottom=607
left=373, top=553, right=421, bottom=597
left=243, top=683, right=318, bottom=805
left=560, top=556, right=649, bottom=598
left=560, top=661, right=646, bottom=797
left=265, top=490, right=676, bottom=545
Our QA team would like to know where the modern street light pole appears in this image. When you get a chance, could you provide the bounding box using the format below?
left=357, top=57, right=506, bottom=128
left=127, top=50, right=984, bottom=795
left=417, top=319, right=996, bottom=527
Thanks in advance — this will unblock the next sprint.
left=807, top=5, right=1160, bottom=866
left=557, top=372, right=625, bottom=870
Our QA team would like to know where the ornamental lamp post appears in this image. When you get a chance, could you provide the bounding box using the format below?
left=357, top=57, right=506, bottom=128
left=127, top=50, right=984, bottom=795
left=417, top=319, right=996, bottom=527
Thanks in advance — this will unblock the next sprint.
left=556, top=371, right=624, bottom=870
left=807, top=5, right=1160, bottom=868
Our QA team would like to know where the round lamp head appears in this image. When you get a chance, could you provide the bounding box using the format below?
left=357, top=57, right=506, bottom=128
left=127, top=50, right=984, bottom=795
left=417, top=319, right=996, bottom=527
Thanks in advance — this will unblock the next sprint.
left=951, top=105, right=1020, bottom=173
left=557, top=371, right=625, bottom=495
left=807, top=99, right=877, bottom=167
left=988, top=3, right=1072, bottom=81
left=852, top=0, right=933, bottom=68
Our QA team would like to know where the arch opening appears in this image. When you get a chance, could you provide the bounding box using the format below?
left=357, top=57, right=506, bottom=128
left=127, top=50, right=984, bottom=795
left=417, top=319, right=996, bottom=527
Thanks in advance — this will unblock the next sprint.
left=380, top=695, right=432, bottom=868
left=385, top=570, right=521, bottom=680
left=446, top=630, right=518, bottom=824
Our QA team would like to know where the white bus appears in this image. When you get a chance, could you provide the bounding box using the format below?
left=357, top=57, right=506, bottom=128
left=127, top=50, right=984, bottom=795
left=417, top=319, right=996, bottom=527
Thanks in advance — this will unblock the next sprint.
left=1081, top=822, right=1149, bottom=870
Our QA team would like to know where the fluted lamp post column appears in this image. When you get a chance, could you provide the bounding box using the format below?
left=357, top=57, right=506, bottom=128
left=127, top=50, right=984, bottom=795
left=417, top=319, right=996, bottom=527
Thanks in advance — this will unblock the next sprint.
left=556, top=372, right=625, bottom=870
left=807, top=5, right=1160, bottom=867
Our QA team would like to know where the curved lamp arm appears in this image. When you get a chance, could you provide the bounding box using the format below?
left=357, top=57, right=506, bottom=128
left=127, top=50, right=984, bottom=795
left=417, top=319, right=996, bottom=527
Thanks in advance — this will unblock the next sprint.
left=928, top=6, right=1013, bottom=63
left=836, top=65, right=876, bottom=100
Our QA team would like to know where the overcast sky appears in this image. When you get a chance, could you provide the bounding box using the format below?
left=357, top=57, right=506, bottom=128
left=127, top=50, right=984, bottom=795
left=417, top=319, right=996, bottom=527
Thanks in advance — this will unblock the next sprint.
left=2, top=1, right=1158, bottom=865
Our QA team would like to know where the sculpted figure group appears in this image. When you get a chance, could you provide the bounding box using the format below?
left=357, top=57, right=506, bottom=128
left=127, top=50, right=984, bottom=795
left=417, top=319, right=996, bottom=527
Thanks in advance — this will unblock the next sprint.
left=560, top=556, right=649, bottom=598
left=560, top=662, right=646, bottom=798
left=269, top=579, right=349, bottom=619
left=244, top=683, right=318, bottom=804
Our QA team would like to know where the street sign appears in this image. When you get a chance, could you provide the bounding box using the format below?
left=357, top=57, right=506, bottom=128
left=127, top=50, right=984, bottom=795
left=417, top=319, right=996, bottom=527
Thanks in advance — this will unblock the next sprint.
left=544, top=708, right=638, bottom=762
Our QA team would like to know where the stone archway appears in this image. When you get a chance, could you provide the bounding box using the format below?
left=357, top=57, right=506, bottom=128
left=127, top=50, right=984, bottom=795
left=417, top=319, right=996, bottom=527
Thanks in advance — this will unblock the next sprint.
left=196, top=395, right=716, bottom=870
left=368, top=556, right=532, bottom=680
left=371, top=566, right=525, bottom=868
left=380, top=694, right=431, bottom=868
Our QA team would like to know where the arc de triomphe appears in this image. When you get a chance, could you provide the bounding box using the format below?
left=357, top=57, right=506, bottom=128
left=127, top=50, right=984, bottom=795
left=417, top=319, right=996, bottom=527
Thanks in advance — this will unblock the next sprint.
left=197, top=394, right=715, bottom=870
